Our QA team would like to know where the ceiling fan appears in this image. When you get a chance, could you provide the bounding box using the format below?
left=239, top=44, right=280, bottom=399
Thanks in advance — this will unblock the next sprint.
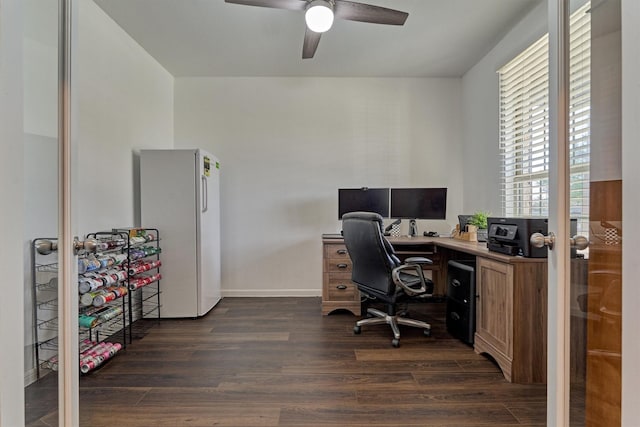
left=224, top=0, right=409, bottom=59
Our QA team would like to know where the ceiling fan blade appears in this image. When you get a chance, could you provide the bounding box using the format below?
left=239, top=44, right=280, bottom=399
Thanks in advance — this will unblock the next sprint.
left=224, top=0, right=307, bottom=12
left=302, top=28, right=322, bottom=59
left=333, top=1, right=408, bottom=25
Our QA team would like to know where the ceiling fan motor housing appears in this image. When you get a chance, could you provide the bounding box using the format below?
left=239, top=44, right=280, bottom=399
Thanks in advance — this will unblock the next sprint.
left=305, top=0, right=335, bottom=33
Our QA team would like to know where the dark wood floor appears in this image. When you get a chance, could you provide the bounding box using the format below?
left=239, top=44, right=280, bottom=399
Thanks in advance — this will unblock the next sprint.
left=26, top=297, right=547, bottom=426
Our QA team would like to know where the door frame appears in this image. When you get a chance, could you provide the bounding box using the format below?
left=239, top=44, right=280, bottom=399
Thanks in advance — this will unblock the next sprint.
left=547, top=0, right=572, bottom=424
left=58, top=0, right=79, bottom=424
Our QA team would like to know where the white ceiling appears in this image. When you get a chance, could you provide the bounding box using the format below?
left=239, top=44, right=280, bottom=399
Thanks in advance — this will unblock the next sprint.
left=93, top=0, right=542, bottom=78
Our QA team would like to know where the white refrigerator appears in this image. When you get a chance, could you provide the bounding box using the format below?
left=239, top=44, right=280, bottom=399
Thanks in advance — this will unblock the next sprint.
left=139, top=149, right=222, bottom=317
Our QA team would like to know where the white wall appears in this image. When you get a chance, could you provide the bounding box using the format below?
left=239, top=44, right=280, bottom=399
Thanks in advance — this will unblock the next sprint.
left=0, top=0, right=26, bottom=424
left=175, top=77, right=462, bottom=296
left=75, top=0, right=175, bottom=233
left=461, top=2, right=547, bottom=214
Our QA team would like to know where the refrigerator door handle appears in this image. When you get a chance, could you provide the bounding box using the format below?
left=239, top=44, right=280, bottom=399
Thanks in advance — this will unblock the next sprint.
left=201, top=175, right=208, bottom=213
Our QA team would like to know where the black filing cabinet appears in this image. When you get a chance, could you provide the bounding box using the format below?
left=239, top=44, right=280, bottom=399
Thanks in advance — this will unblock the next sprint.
left=446, top=260, right=476, bottom=345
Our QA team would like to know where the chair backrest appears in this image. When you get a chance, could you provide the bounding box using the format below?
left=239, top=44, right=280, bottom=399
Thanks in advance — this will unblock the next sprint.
left=342, top=212, right=400, bottom=297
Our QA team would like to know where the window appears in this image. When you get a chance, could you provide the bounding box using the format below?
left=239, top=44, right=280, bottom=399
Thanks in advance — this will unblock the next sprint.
left=498, top=2, right=590, bottom=236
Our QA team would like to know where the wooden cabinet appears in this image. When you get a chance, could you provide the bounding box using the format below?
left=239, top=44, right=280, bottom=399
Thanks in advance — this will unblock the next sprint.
left=322, top=238, right=360, bottom=315
left=474, top=256, right=547, bottom=383
left=475, top=258, right=514, bottom=379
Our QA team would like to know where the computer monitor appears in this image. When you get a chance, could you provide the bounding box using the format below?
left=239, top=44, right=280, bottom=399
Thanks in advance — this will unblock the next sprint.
left=390, top=188, right=447, bottom=219
left=338, top=188, right=390, bottom=219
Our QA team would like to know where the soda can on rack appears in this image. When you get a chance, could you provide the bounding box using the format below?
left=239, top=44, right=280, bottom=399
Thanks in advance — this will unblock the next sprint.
left=84, top=256, right=101, bottom=272
left=78, top=277, right=102, bottom=294
left=97, top=306, right=123, bottom=322
left=80, top=290, right=105, bottom=307
left=128, top=260, right=161, bottom=275
left=98, top=272, right=117, bottom=286
left=78, top=314, right=97, bottom=329
left=92, top=285, right=127, bottom=306
left=97, top=256, right=115, bottom=269
left=112, top=269, right=128, bottom=282
left=78, top=258, right=89, bottom=274
left=129, top=248, right=144, bottom=260
left=92, top=291, right=114, bottom=307
left=112, top=253, right=127, bottom=265
left=80, top=359, right=96, bottom=374
left=130, top=236, right=146, bottom=245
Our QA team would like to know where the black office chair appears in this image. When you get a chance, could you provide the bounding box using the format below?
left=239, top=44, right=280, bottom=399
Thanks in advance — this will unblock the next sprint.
left=342, top=211, right=434, bottom=347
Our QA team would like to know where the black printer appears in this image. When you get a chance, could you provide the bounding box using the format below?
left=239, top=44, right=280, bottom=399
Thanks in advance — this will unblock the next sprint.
left=486, top=217, right=577, bottom=258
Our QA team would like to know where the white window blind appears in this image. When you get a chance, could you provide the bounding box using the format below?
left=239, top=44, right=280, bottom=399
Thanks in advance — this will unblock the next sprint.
left=498, top=2, right=591, bottom=236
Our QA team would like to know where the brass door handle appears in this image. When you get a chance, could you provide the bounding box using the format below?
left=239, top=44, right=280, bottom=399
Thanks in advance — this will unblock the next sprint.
left=530, top=232, right=556, bottom=250
left=530, top=232, right=589, bottom=250
left=570, top=235, right=589, bottom=250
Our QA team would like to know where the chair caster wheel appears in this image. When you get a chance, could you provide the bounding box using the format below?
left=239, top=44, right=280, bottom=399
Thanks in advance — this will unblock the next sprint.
left=353, top=326, right=361, bottom=334
left=424, top=329, right=432, bottom=337
left=391, top=338, right=400, bottom=348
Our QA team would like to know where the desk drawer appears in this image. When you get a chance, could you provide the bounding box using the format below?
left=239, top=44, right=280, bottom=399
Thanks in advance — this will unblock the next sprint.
left=322, top=239, right=359, bottom=316
left=324, top=259, right=352, bottom=274
left=323, top=243, right=350, bottom=261
left=326, top=277, right=359, bottom=301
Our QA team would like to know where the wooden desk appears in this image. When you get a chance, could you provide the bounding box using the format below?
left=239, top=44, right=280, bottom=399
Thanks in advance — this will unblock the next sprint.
left=321, top=234, right=548, bottom=384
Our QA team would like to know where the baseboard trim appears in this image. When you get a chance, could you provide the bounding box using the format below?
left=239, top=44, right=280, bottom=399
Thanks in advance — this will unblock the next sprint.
left=222, top=289, right=321, bottom=298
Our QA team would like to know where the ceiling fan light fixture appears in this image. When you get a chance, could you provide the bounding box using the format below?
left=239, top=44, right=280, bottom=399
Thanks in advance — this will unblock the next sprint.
left=305, top=0, right=334, bottom=33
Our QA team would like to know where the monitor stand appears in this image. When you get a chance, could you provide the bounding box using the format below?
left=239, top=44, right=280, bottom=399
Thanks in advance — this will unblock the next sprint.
left=408, top=219, right=418, bottom=237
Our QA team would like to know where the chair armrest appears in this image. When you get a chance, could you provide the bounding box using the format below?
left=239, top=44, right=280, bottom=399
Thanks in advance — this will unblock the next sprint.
left=391, top=264, right=431, bottom=296
left=404, top=256, right=433, bottom=265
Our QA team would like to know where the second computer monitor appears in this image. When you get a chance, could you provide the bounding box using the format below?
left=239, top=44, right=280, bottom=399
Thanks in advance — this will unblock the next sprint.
left=390, top=188, right=447, bottom=219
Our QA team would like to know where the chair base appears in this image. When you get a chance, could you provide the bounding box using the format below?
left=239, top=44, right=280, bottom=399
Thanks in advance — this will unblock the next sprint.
left=354, top=307, right=431, bottom=347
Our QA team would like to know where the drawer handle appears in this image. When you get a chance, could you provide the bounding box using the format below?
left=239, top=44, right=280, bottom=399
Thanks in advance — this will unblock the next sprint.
left=336, top=249, right=347, bottom=255
left=452, top=279, right=461, bottom=287
left=336, top=284, right=347, bottom=290
left=337, top=263, right=348, bottom=269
